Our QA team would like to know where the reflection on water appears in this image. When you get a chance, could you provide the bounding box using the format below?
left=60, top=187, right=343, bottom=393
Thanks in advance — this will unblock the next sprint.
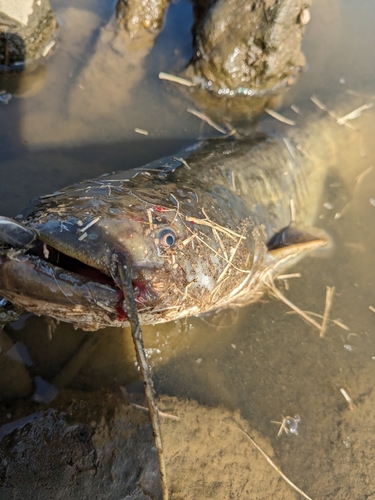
left=1, top=0, right=375, bottom=498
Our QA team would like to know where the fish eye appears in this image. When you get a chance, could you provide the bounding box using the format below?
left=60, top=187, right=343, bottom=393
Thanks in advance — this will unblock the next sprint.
left=157, top=228, right=177, bottom=249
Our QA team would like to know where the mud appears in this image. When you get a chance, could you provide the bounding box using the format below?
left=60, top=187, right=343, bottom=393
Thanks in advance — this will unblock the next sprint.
left=0, top=391, right=297, bottom=499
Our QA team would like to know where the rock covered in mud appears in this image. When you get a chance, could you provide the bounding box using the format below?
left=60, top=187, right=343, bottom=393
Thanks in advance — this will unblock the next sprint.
left=187, top=0, right=312, bottom=96
left=116, top=0, right=169, bottom=39
left=0, top=390, right=162, bottom=499
left=0, top=390, right=296, bottom=499
left=0, top=0, right=57, bottom=68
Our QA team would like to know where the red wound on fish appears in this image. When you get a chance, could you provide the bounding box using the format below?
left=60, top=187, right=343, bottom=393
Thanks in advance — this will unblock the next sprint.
left=133, top=282, right=150, bottom=304
left=154, top=206, right=165, bottom=212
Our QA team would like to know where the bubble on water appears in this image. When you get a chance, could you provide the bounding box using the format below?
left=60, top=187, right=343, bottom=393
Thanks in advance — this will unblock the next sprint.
left=343, top=436, right=351, bottom=448
left=284, top=415, right=301, bottom=436
left=344, top=344, right=353, bottom=351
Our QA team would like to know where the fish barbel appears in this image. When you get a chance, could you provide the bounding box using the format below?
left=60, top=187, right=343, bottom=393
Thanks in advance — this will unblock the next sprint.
left=0, top=112, right=352, bottom=331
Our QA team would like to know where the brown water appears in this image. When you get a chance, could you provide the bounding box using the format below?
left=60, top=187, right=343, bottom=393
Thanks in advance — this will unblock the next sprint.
left=1, top=1, right=375, bottom=499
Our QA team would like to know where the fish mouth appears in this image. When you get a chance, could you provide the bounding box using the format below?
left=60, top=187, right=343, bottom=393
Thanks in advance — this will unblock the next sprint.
left=0, top=237, right=158, bottom=330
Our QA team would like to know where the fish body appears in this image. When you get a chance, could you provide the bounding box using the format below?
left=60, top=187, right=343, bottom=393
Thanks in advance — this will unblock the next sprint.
left=0, top=120, right=334, bottom=330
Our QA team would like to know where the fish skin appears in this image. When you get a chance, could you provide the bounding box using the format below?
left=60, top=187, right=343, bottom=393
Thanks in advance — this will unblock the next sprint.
left=0, top=121, right=335, bottom=331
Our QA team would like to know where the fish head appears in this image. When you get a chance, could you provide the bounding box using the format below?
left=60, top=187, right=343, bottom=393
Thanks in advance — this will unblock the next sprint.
left=0, top=177, right=255, bottom=329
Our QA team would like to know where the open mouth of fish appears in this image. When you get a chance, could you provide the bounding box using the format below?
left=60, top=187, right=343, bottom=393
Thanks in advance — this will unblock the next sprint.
left=0, top=218, right=155, bottom=328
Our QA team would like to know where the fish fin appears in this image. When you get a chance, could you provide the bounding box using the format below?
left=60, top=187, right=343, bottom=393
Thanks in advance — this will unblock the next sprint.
left=267, top=222, right=330, bottom=262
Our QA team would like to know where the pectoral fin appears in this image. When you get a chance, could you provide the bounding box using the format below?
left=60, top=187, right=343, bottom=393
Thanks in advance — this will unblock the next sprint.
left=266, top=222, right=330, bottom=264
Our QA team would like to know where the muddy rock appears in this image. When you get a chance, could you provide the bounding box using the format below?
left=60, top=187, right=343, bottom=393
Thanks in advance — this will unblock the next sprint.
left=0, top=0, right=57, bottom=67
left=116, top=0, right=169, bottom=40
left=187, top=0, right=312, bottom=96
left=0, top=391, right=162, bottom=500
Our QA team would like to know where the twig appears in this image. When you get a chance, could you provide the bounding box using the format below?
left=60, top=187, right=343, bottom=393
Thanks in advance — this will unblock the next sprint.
left=265, top=108, right=296, bottom=126
left=187, top=107, right=228, bottom=134
left=369, top=305, right=375, bottom=314
left=158, top=71, right=195, bottom=87
left=320, top=286, right=335, bottom=338
left=117, top=261, right=168, bottom=500
left=233, top=425, right=314, bottom=500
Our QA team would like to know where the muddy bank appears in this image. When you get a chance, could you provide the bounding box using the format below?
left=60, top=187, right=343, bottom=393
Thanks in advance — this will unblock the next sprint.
left=0, top=390, right=298, bottom=499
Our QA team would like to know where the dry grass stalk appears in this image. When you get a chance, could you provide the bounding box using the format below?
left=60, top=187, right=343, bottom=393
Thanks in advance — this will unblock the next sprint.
left=172, top=157, right=191, bottom=170
left=186, top=210, right=245, bottom=240
left=234, top=425, right=314, bottom=500
left=212, top=228, right=228, bottom=260
left=187, top=107, right=227, bottom=134
left=286, top=310, right=350, bottom=331
left=332, top=319, right=350, bottom=331
left=291, top=104, right=301, bottom=114
left=158, top=71, right=195, bottom=87
left=336, top=103, right=373, bottom=125
left=266, top=277, right=322, bottom=331
left=282, top=137, right=296, bottom=160
left=320, top=286, right=335, bottom=338
left=184, top=224, right=251, bottom=275
left=130, top=402, right=180, bottom=421
left=277, top=273, right=302, bottom=280
left=369, top=305, right=375, bottom=314
left=134, top=128, right=149, bottom=135
left=217, top=236, right=244, bottom=282
left=265, top=108, right=296, bottom=126
left=346, top=89, right=375, bottom=99
left=310, top=95, right=356, bottom=129
left=340, top=388, right=356, bottom=412
left=78, top=216, right=100, bottom=233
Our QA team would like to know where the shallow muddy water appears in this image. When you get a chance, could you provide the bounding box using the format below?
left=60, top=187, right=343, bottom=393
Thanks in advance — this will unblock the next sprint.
left=1, top=1, right=375, bottom=499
